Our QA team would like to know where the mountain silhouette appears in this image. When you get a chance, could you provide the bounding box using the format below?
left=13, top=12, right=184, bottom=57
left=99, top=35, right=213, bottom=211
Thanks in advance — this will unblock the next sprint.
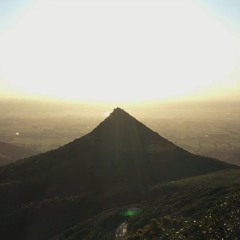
left=0, top=108, right=237, bottom=240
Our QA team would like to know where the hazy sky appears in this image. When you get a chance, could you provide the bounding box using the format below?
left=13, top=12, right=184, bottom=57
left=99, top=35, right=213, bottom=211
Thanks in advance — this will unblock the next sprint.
left=0, top=0, right=240, bottom=102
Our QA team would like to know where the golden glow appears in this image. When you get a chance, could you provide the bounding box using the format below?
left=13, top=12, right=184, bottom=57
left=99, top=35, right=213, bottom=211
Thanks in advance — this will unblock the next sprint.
left=0, top=0, right=240, bottom=102
left=104, top=111, right=111, bottom=117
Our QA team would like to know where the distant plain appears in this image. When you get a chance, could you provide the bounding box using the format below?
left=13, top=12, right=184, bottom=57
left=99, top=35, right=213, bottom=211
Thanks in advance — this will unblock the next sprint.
left=0, top=98, right=239, bottom=165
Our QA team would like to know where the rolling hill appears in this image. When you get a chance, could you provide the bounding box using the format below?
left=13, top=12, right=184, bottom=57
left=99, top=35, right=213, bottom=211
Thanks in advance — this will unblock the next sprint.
left=0, top=108, right=237, bottom=240
left=0, top=141, right=38, bottom=166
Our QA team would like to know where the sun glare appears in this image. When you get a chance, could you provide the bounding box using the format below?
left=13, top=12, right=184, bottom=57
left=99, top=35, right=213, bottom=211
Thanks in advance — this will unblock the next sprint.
left=0, top=0, right=239, bottom=102
left=104, top=111, right=111, bottom=117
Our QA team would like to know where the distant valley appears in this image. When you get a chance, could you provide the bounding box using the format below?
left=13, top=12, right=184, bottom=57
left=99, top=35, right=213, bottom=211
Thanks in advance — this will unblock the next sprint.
left=0, top=99, right=239, bottom=165
left=0, top=141, right=38, bottom=166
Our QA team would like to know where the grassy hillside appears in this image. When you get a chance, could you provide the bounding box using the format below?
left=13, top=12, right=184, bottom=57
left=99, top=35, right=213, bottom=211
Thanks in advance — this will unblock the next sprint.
left=52, top=169, right=240, bottom=240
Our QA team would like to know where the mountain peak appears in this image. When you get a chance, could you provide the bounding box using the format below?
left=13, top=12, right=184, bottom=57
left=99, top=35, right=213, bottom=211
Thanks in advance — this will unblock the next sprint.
left=95, top=107, right=138, bottom=127
left=113, top=107, right=124, bottom=112
left=94, top=107, right=144, bottom=132
left=87, top=107, right=174, bottom=149
left=110, top=107, right=131, bottom=118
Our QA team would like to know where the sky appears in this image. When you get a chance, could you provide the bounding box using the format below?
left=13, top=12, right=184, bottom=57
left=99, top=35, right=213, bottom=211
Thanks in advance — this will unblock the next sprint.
left=0, top=0, right=240, bottom=102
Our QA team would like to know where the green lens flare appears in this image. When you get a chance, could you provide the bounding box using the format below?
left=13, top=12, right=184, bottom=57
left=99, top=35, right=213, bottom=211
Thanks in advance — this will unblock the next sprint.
left=120, top=208, right=141, bottom=217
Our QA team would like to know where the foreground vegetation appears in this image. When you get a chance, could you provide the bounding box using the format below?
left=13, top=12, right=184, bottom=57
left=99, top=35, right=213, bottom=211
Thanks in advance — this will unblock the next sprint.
left=53, top=170, right=240, bottom=240
left=127, top=192, right=240, bottom=239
